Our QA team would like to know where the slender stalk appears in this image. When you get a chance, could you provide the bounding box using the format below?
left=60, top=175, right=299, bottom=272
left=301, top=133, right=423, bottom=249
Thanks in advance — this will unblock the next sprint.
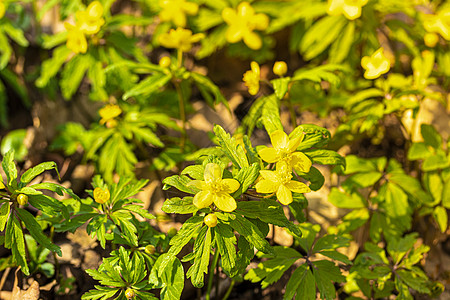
left=0, top=267, right=11, bottom=297
left=215, top=260, right=219, bottom=300
left=221, top=280, right=235, bottom=300
left=206, top=250, right=219, bottom=300
left=174, top=80, right=187, bottom=152
left=50, top=226, right=60, bottom=280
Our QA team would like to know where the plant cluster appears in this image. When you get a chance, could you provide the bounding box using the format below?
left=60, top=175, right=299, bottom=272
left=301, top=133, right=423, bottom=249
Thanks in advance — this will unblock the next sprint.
left=0, top=0, right=449, bottom=299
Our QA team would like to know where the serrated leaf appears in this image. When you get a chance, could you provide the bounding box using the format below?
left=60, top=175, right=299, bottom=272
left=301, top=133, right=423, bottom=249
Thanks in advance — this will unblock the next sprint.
left=313, top=260, right=345, bottom=300
left=291, top=124, right=331, bottom=151
left=2, top=150, right=17, bottom=188
left=0, top=203, right=10, bottom=231
left=61, top=54, right=92, bottom=99
left=168, top=216, right=204, bottom=256
left=162, top=175, right=197, bottom=194
left=304, top=149, right=345, bottom=166
left=214, top=223, right=237, bottom=273
left=123, top=73, right=172, bottom=100
left=213, top=125, right=249, bottom=168
left=232, top=163, right=260, bottom=197
left=407, top=143, right=432, bottom=161
left=433, top=206, right=447, bottom=233
left=229, top=213, right=273, bottom=255
left=162, top=197, right=198, bottom=214
left=270, top=77, right=291, bottom=100
left=284, top=264, right=315, bottom=300
left=186, top=226, right=212, bottom=288
left=191, top=72, right=228, bottom=109
left=20, top=162, right=59, bottom=186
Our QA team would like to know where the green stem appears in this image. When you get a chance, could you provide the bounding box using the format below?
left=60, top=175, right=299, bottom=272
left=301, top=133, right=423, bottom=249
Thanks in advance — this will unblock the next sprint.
left=222, top=280, right=235, bottom=300
left=206, top=250, right=220, bottom=300
left=174, top=80, right=187, bottom=152
left=50, top=226, right=60, bottom=280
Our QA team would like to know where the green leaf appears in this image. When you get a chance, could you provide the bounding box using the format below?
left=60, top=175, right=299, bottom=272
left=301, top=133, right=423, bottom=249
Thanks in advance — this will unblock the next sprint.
left=20, top=162, right=59, bottom=186
left=433, top=206, right=447, bottom=233
left=422, top=153, right=449, bottom=171
left=313, top=234, right=350, bottom=253
left=284, top=264, right=315, bottom=300
left=81, top=286, right=120, bottom=300
left=261, top=95, right=283, bottom=134
left=300, top=15, right=347, bottom=60
left=213, top=125, right=249, bottom=168
left=60, top=53, right=92, bottom=99
left=407, top=143, right=432, bottom=161
left=232, top=163, right=260, bottom=197
left=30, top=182, right=79, bottom=200
left=162, top=175, right=197, bottom=194
left=385, top=182, right=409, bottom=218
left=118, top=217, right=139, bottom=247
left=348, top=171, right=383, bottom=188
left=191, top=72, right=228, bottom=109
left=214, top=223, right=237, bottom=273
left=181, top=165, right=204, bottom=180
left=421, top=124, right=441, bottom=149
left=16, top=208, right=62, bottom=256
left=237, top=199, right=302, bottom=237
left=229, top=213, right=274, bottom=255
left=186, top=226, right=212, bottom=288
left=167, top=216, right=204, bottom=256
left=290, top=124, right=331, bottom=151
left=162, top=197, right=198, bottom=214
left=2, top=23, right=29, bottom=47
left=0, top=129, right=28, bottom=161
left=8, top=216, right=29, bottom=275
left=442, top=177, right=450, bottom=209
left=329, top=21, right=354, bottom=63
left=313, top=260, right=345, bottom=300
left=149, top=254, right=184, bottom=300
left=270, top=77, right=291, bottom=100
left=36, top=46, right=72, bottom=88
left=123, top=73, right=172, bottom=100
left=0, top=203, right=10, bottom=231
left=304, top=149, right=345, bottom=166
left=2, top=150, right=17, bottom=188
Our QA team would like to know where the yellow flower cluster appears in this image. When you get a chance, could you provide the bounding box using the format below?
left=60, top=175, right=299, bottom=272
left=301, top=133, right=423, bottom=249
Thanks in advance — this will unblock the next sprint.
left=256, top=130, right=312, bottom=205
left=187, top=163, right=240, bottom=212
left=159, top=0, right=199, bottom=27
left=64, top=1, right=105, bottom=54
left=159, top=27, right=204, bottom=52
left=222, top=2, right=269, bottom=50
left=423, top=8, right=450, bottom=41
left=361, top=47, right=391, bottom=80
left=99, top=104, right=122, bottom=128
left=327, top=0, right=368, bottom=20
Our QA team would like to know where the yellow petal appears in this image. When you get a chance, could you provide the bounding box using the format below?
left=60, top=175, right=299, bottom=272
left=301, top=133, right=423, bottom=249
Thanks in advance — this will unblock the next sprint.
left=193, top=190, right=214, bottom=209
left=186, top=180, right=205, bottom=190
left=87, top=1, right=104, bottom=18
left=259, top=170, right=279, bottom=183
left=270, top=130, right=288, bottom=149
left=173, top=10, right=187, bottom=27
left=253, top=13, right=269, bottom=30
left=276, top=184, right=293, bottom=205
left=291, top=152, right=312, bottom=173
left=238, top=2, right=253, bottom=17
left=214, top=193, right=237, bottom=212
left=327, top=0, right=344, bottom=15
left=361, top=56, right=370, bottom=69
left=287, top=136, right=302, bottom=152
left=183, top=2, right=199, bottom=15
left=222, top=178, right=240, bottom=193
left=222, top=7, right=236, bottom=24
left=285, top=181, right=311, bottom=193
left=0, top=2, right=5, bottom=19
left=343, top=5, right=361, bottom=20
left=255, top=179, right=278, bottom=194
left=258, top=147, right=279, bottom=163
left=204, top=163, right=222, bottom=183
left=226, top=26, right=243, bottom=43
left=243, top=31, right=262, bottom=50
left=250, top=61, right=260, bottom=76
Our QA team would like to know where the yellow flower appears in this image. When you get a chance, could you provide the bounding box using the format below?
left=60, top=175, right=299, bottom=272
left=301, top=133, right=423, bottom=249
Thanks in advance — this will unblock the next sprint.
left=327, top=0, right=368, bottom=20
left=94, top=187, right=110, bottom=204
left=158, top=27, right=205, bottom=52
left=273, top=61, right=288, bottom=76
left=0, top=1, right=5, bottom=19
left=243, top=61, right=260, bottom=95
left=423, top=8, right=450, bottom=41
left=99, top=104, right=122, bottom=126
left=424, top=33, right=439, bottom=47
left=255, top=162, right=310, bottom=205
left=258, top=130, right=312, bottom=173
left=222, top=2, right=269, bottom=50
left=64, top=22, right=88, bottom=54
left=187, top=163, right=240, bottom=212
left=76, top=1, right=105, bottom=35
left=361, top=47, right=391, bottom=80
left=159, top=0, right=199, bottom=27
left=159, top=56, right=171, bottom=67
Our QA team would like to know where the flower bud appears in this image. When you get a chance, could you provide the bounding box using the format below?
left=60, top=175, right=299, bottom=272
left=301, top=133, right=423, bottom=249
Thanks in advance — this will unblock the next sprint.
left=17, top=194, right=28, bottom=206
left=125, top=288, right=136, bottom=299
left=204, top=213, right=218, bottom=228
left=94, top=187, right=110, bottom=204
left=424, top=33, right=439, bottom=48
left=167, top=227, right=177, bottom=236
left=273, top=61, right=288, bottom=76
left=159, top=56, right=171, bottom=68
left=145, top=245, right=156, bottom=255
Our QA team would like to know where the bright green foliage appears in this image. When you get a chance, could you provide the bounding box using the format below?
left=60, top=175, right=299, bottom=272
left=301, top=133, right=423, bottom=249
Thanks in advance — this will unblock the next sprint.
left=56, top=175, right=154, bottom=248
left=245, top=224, right=348, bottom=300
left=346, top=233, right=442, bottom=299
left=0, top=150, right=77, bottom=275
left=82, top=247, right=159, bottom=300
